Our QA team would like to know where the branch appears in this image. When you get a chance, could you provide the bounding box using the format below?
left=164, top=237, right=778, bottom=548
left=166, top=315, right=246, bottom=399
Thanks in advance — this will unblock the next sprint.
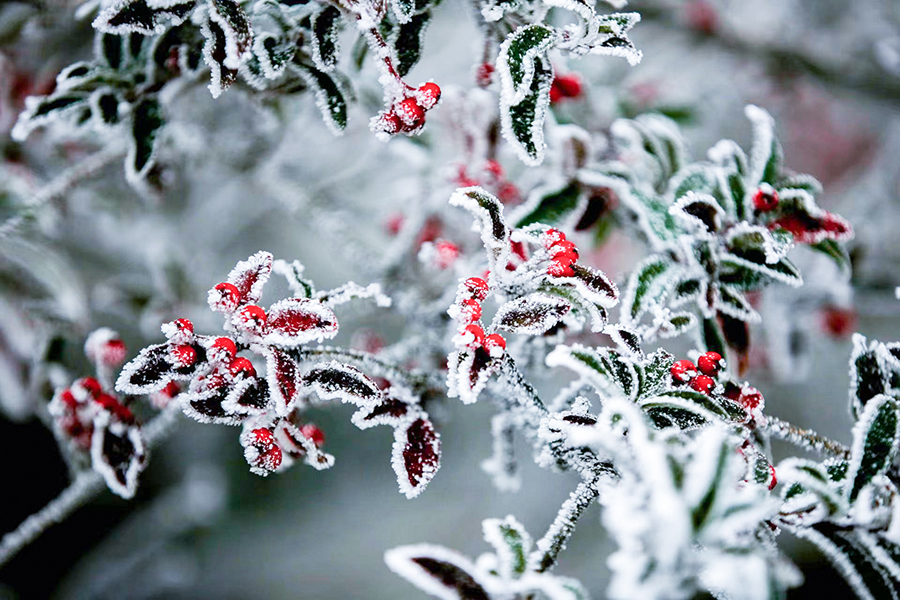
left=760, top=414, right=850, bottom=460
left=529, top=476, right=601, bottom=573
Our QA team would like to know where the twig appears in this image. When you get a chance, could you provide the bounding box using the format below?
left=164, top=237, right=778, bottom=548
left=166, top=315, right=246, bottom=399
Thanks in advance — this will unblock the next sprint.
left=761, top=414, right=850, bottom=460
left=529, top=476, right=601, bottom=573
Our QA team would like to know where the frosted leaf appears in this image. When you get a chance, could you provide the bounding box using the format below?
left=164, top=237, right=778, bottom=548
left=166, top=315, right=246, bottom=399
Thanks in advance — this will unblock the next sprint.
left=848, top=334, right=900, bottom=418
left=492, top=292, right=571, bottom=335
left=669, top=164, right=719, bottom=204
left=385, top=544, right=491, bottom=599
left=512, top=179, right=584, bottom=228
left=497, top=24, right=557, bottom=106
left=182, top=380, right=241, bottom=425
left=250, top=33, right=295, bottom=80
left=481, top=412, right=521, bottom=492
left=447, top=348, right=502, bottom=405
left=777, top=458, right=848, bottom=519
left=221, top=251, right=273, bottom=307
left=201, top=16, right=238, bottom=98
left=274, top=419, right=335, bottom=471
left=846, top=394, right=900, bottom=503
left=91, top=410, right=146, bottom=499
left=546, top=344, right=637, bottom=401
left=538, top=284, right=608, bottom=333
left=392, top=416, right=441, bottom=499
left=517, top=573, right=589, bottom=600
left=315, top=282, right=391, bottom=308
left=11, top=93, right=91, bottom=142
left=719, top=252, right=802, bottom=288
left=635, top=349, right=674, bottom=399
left=272, top=259, right=314, bottom=298
left=350, top=385, right=416, bottom=430
left=299, top=360, right=382, bottom=408
left=262, top=298, right=338, bottom=346
left=449, top=187, right=510, bottom=284
left=292, top=63, right=349, bottom=135
left=310, top=4, right=342, bottom=70
left=669, top=191, right=724, bottom=234
left=549, top=263, right=619, bottom=309
left=482, top=515, right=532, bottom=579
left=126, top=96, right=164, bottom=185
left=725, top=223, right=794, bottom=265
left=392, top=12, right=432, bottom=77
left=621, top=254, right=676, bottom=326
left=745, top=105, right=782, bottom=187
left=116, top=343, right=185, bottom=394
left=717, top=286, right=761, bottom=323
left=207, top=0, right=253, bottom=70
left=499, top=55, right=554, bottom=166
left=768, top=189, right=854, bottom=245
left=93, top=0, right=196, bottom=35
left=638, top=393, right=719, bottom=430
left=605, top=325, right=643, bottom=360
left=580, top=12, right=642, bottom=66
left=259, top=346, right=302, bottom=416
left=221, top=376, right=271, bottom=417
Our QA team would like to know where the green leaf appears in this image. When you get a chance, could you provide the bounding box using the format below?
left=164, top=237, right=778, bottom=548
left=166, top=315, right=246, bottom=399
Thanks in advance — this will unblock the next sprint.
left=699, top=317, right=726, bottom=356
left=637, top=349, right=674, bottom=400
left=482, top=516, right=531, bottom=578
left=670, top=164, right=718, bottom=202
left=514, top=181, right=584, bottom=228
left=622, top=254, right=675, bottom=325
left=547, top=344, right=638, bottom=401
left=746, top=105, right=783, bottom=186
left=719, top=252, right=803, bottom=289
left=127, top=96, right=163, bottom=182
left=449, top=187, right=510, bottom=278
left=311, top=5, right=342, bottom=73
left=500, top=56, right=554, bottom=166
left=847, top=394, right=900, bottom=503
left=717, top=286, right=760, bottom=323
left=498, top=24, right=557, bottom=105
left=294, top=64, right=349, bottom=134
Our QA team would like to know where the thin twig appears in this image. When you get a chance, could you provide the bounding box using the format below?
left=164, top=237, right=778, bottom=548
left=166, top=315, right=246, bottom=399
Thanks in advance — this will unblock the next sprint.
left=761, top=414, right=850, bottom=460
left=529, top=476, right=601, bottom=573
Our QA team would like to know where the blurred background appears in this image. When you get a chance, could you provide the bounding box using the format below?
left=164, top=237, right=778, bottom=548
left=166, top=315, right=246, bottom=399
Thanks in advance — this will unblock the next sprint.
left=1, top=0, right=900, bottom=597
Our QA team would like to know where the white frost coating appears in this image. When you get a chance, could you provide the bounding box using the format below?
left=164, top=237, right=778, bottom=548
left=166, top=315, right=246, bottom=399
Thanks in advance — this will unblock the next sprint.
left=605, top=324, right=643, bottom=360
left=669, top=191, right=725, bottom=234
left=720, top=251, right=803, bottom=287
left=273, top=259, right=313, bottom=297
left=745, top=105, right=777, bottom=186
left=115, top=343, right=182, bottom=395
left=390, top=414, right=441, bottom=499
left=257, top=345, right=302, bottom=416
left=90, top=411, right=146, bottom=499
left=600, top=0, right=627, bottom=7
left=491, top=292, right=571, bottom=335
left=292, top=64, right=346, bottom=137
left=725, top=222, right=794, bottom=265
left=499, top=59, right=553, bottom=167
left=207, top=0, right=252, bottom=71
left=261, top=298, right=339, bottom=347
left=497, top=25, right=558, bottom=106
left=776, top=458, right=848, bottom=521
left=483, top=515, right=532, bottom=578
left=845, top=394, right=900, bottom=500
left=547, top=265, right=619, bottom=308
left=447, top=349, right=501, bottom=405
left=350, top=383, right=419, bottom=430
left=620, top=254, right=675, bottom=328
left=200, top=14, right=233, bottom=99
left=481, top=412, right=522, bottom=492
left=298, top=360, right=382, bottom=408
left=316, top=281, right=392, bottom=308
left=857, top=531, right=900, bottom=583
left=791, top=527, right=878, bottom=600
left=224, top=250, right=273, bottom=305
left=717, top=285, right=762, bottom=324
left=385, top=544, right=489, bottom=600
left=274, top=419, right=335, bottom=471
left=546, top=344, right=637, bottom=401
left=449, top=186, right=510, bottom=285
left=93, top=0, right=195, bottom=35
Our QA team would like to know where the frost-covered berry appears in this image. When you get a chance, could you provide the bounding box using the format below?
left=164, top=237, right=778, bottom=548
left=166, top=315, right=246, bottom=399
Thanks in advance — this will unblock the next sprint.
left=547, top=259, right=575, bottom=278
left=484, top=159, right=504, bottom=179
left=210, top=282, right=242, bottom=312
left=434, top=240, right=460, bottom=269
left=483, top=333, right=506, bottom=358
left=670, top=360, right=697, bottom=384
left=543, top=228, right=566, bottom=249
left=550, top=240, right=579, bottom=258
left=461, top=323, right=485, bottom=347
left=697, top=351, right=725, bottom=376
left=211, top=337, right=237, bottom=360
left=94, top=393, right=134, bottom=423
left=464, top=277, right=489, bottom=301
left=416, top=82, right=441, bottom=110
left=246, top=427, right=282, bottom=474
left=170, top=344, right=198, bottom=367
left=752, top=185, right=779, bottom=212
left=475, top=63, right=494, bottom=87
left=768, top=465, right=777, bottom=490
left=300, top=424, right=325, bottom=447
left=238, top=304, right=267, bottom=334
left=739, top=387, right=763, bottom=411
left=690, top=374, right=716, bottom=394
left=229, top=357, right=256, bottom=378
left=85, top=328, right=127, bottom=367
left=380, top=111, right=403, bottom=135
left=78, top=377, right=103, bottom=397
left=395, top=98, right=425, bottom=129
left=458, top=298, right=482, bottom=323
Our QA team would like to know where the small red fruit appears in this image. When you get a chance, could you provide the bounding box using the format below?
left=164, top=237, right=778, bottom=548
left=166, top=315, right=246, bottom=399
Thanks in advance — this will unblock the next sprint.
left=462, top=323, right=485, bottom=346
left=300, top=424, right=325, bottom=447
left=484, top=159, right=504, bottom=179
left=434, top=240, right=460, bottom=269
left=475, top=63, right=494, bottom=87
left=380, top=110, right=403, bottom=135
left=497, top=182, right=520, bottom=204
left=173, top=318, right=194, bottom=335
left=212, top=282, right=242, bottom=311
left=417, top=82, right=441, bottom=110
left=458, top=298, right=482, bottom=323
left=549, top=240, right=579, bottom=257
left=690, top=374, right=716, bottom=394
left=752, top=185, right=779, bottom=212
left=395, top=97, right=425, bottom=129
left=768, top=465, right=777, bottom=490
left=171, top=344, right=197, bottom=367
left=547, top=260, right=575, bottom=278
left=78, top=377, right=103, bottom=397
left=239, top=304, right=267, bottom=332
left=543, top=228, right=566, bottom=249
left=697, top=351, right=724, bottom=376
left=740, top=388, right=763, bottom=411
left=464, top=277, right=490, bottom=301
left=670, top=359, right=697, bottom=384
left=229, top=357, right=256, bottom=378
left=483, top=333, right=506, bottom=357
left=212, top=337, right=237, bottom=359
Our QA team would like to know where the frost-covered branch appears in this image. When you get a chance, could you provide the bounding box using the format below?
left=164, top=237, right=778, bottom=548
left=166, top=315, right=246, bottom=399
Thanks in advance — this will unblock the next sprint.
left=530, top=476, right=603, bottom=573
left=761, top=414, right=850, bottom=460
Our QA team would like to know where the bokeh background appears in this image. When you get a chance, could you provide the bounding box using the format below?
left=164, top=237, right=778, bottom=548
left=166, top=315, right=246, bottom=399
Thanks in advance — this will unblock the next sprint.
left=1, top=0, right=900, bottom=597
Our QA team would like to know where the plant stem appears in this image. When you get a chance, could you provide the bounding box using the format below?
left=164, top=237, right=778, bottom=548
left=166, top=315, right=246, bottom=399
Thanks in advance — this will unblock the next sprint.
left=761, top=414, right=850, bottom=460
left=529, top=477, right=601, bottom=573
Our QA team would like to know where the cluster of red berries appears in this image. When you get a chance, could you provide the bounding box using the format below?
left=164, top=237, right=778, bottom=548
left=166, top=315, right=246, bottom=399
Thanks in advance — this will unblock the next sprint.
left=378, top=82, right=441, bottom=136
left=50, top=377, right=134, bottom=450
left=752, top=184, right=779, bottom=212
left=549, top=73, right=583, bottom=104
left=160, top=317, right=257, bottom=385
left=670, top=351, right=726, bottom=395
left=455, top=159, right=520, bottom=204
left=543, top=229, right=579, bottom=278
left=451, top=277, right=507, bottom=358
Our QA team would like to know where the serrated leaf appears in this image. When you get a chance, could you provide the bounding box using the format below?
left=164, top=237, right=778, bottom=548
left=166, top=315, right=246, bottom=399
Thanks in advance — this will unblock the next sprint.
left=847, top=394, right=900, bottom=503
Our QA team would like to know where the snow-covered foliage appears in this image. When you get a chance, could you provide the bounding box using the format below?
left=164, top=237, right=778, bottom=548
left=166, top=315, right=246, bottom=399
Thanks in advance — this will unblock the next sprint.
left=2, top=0, right=900, bottom=598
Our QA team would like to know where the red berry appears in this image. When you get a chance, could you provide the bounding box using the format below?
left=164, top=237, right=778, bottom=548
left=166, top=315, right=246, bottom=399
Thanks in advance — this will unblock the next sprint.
left=543, top=228, right=566, bottom=249
left=229, top=357, right=256, bottom=378
left=380, top=111, right=403, bottom=135
left=740, top=388, right=764, bottom=411
left=483, top=333, right=506, bottom=357
left=386, top=213, right=404, bottom=235
left=690, top=374, right=716, bottom=394
left=555, top=73, right=583, bottom=98
left=212, top=282, right=242, bottom=311
left=464, top=277, right=489, bottom=301
left=395, top=97, right=425, bottom=129
left=752, top=186, right=779, bottom=212
left=434, top=240, right=459, bottom=269
left=768, top=465, right=777, bottom=490
left=670, top=359, right=697, bottom=384
left=417, top=82, right=441, bottom=110
left=101, top=338, right=127, bottom=365
left=58, top=389, right=78, bottom=409
left=547, top=260, right=575, bottom=278
left=458, top=298, right=482, bottom=323
left=252, top=427, right=275, bottom=447
left=550, top=240, right=579, bottom=258
left=239, top=304, right=267, bottom=333
left=462, top=323, right=485, bottom=346
left=484, top=159, right=504, bottom=179
left=821, top=307, right=857, bottom=338
left=300, top=424, right=325, bottom=447
left=173, top=318, right=194, bottom=335
left=78, top=377, right=103, bottom=397
left=171, top=344, right=197, bottom=367
left=212, top=337, right=237, bottom=359
left=475, top=63, right=494, bottom=87
left=249, top=428, right=282, bottom=472
left=697, top=351, right=724, bottom=376
left=94, top=393, right=133, bottom=422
